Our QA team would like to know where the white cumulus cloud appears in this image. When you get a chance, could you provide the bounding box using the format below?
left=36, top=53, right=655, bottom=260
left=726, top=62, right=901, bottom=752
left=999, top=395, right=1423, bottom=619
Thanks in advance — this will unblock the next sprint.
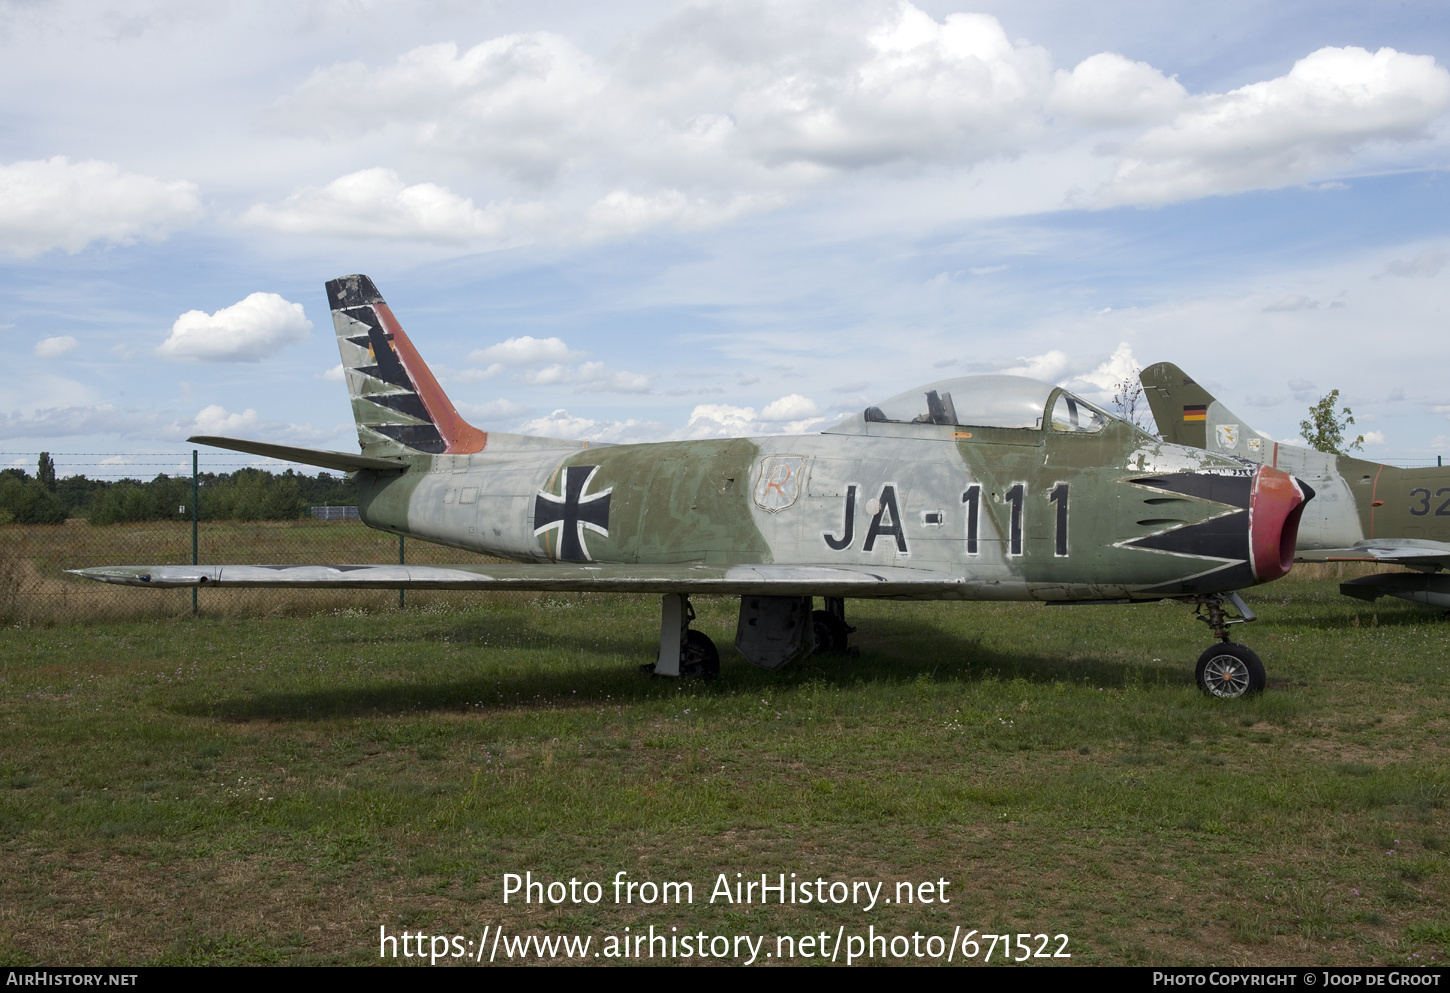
left=267, top=5, right=1053, bottom=185
left=681, top=403, right=760, bottom=439
left=243, top=168, right=552, bottom=243
left=33, top=335, right=78, bottom=358
left=1099, top=47, right=1450, bottom=206
left=158, top=292, right=312, bottom=363
left=1071, top=342, right=1143, bottom=393
left=0, top=156, right=202, bottom=258
left=760, top=394, right=821, bottom=421
left=1046, top=52, right=1187, bottom=127
left=269, top=35, right=607, bottom=185
left=680, top=394, right=825, bottom=438
left=191, top=405, right=260, bottom=436
left=1003, top=349, right=1074, bottom=382
left=467, top=335, right=581, bottom=365
left=253, top=7, right=1450, bottom=236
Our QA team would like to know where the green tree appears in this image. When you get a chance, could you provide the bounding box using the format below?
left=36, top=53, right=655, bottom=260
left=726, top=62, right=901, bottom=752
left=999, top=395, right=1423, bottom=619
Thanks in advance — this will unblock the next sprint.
left=1299, top=390, right=1364, bottom=455
left=1109, top=366, right=1158, bottom=435
left=36, top=452, right=55, bottom=491
left=0, top=476, right=67, bottom=524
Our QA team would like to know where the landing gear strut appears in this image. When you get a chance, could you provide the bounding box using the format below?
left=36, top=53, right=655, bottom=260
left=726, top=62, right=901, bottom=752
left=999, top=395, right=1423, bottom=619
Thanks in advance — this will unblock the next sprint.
left=642, top=593, right=718, bottom=680
left=811, top=597, right=856, bottom=655
left=1190, top=591, right=1264, bottom=698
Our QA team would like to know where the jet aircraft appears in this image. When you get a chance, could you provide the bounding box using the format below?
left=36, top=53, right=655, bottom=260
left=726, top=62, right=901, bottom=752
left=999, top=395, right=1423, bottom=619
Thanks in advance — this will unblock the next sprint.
left=77, top=277, right=1314, bottom=698
left=1142, top=362, right=1450, bottom=610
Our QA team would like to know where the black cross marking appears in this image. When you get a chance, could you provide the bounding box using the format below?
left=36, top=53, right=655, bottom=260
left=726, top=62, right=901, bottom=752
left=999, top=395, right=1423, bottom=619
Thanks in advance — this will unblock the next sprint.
left=533, top=465, right=612, bottom=562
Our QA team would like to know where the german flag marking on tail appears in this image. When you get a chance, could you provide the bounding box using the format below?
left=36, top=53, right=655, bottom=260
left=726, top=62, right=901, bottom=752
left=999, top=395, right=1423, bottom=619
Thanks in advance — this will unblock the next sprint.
left=1183, top=404, right=1207, bottom=422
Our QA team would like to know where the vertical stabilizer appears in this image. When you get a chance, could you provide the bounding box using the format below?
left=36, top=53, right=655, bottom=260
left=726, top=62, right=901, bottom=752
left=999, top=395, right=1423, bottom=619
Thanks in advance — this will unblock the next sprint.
left=326, top=274, right=486, bottom=457
left=1141, top=362, right=1269, bottom=464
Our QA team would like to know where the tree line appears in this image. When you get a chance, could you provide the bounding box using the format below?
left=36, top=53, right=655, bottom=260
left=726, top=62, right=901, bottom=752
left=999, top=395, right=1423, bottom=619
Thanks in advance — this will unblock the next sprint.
left=0, top=454, right=358, bottom=525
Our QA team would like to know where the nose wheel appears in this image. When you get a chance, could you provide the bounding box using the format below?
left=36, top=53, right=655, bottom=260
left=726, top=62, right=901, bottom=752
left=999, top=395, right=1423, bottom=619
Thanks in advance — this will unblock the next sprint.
left=1189, top=592, right=1265, bottom=698
left=1195, top=643, right=1265, bottom=698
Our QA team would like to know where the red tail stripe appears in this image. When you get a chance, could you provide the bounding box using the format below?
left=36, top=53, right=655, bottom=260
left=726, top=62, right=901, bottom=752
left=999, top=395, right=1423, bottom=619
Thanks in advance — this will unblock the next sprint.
left=373, top=302, right=486, bottom=454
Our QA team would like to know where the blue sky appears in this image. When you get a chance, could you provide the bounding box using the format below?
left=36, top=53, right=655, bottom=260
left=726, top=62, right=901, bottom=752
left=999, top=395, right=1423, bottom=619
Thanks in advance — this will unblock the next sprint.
left=3, top=0, right=1450, bottom=477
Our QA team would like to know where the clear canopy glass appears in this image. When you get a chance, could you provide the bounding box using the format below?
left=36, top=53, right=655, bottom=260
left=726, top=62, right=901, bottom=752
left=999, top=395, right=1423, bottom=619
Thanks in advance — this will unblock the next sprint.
left=843, top=375, right=1119, bottom=434
left=1049, top=392, right=1110, bottom=433
left=862, top=376, right=1057, bottom=430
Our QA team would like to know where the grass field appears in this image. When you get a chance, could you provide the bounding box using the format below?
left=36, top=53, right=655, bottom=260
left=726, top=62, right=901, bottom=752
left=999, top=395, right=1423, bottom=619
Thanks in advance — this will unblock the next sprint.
left=0, top=526, right=1447, bottom=966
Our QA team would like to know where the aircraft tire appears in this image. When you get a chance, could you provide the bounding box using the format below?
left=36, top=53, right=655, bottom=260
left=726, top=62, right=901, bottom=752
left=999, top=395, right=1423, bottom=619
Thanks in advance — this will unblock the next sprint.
left=682, top=630, right=720, bottom=681
left=1195, top=643, right=1265, bottom=699
left=811, top=610, right=850, bottom=655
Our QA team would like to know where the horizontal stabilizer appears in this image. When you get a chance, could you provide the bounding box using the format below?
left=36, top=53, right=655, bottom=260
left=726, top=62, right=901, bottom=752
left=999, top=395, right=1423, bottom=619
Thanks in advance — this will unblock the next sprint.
left=188, top=435, right=409, bottom=474
left=71, top=562, right=970, bottom=598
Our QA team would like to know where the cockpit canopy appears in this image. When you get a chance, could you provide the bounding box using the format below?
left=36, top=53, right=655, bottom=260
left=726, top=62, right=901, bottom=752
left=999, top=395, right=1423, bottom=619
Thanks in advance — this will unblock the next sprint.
left=827, top=375, right=1117, bottom=435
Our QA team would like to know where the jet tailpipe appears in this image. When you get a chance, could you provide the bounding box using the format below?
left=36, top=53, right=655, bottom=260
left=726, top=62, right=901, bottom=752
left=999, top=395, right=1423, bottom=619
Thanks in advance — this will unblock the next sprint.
left=1249, top=466, right=1313, bottom=583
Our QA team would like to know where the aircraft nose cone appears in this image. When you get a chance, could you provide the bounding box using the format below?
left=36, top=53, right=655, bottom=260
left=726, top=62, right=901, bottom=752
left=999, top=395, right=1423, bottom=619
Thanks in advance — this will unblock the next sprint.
left=1249, top=465, right=1313, bottom=583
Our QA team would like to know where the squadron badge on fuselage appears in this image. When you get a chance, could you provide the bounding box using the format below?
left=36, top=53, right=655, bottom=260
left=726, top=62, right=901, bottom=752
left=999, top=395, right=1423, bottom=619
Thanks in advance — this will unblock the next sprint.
left=752, top=455, right=806, bottom=513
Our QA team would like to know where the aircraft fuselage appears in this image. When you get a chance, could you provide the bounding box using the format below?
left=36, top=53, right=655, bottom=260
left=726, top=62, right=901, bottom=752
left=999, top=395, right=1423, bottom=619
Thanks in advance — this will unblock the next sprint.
left=356, top=417, right=1295, bottom=603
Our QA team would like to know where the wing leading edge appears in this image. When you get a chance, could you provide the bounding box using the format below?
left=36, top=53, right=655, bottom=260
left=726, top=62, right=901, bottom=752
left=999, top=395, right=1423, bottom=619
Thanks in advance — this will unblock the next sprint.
left=70, top=562, right=970, bottom=598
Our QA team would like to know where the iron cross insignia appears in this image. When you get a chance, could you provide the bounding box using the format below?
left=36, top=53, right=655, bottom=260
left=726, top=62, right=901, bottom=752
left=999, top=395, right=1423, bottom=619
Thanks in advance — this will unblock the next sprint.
left=533, top=465, right=612, bottom=562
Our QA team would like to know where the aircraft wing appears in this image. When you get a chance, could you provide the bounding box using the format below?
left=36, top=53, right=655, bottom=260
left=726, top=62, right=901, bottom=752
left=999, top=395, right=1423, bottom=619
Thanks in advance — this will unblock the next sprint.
left=70, top=562, right=972, bottom=598
left=1297, top=538, right=1450, bottom=569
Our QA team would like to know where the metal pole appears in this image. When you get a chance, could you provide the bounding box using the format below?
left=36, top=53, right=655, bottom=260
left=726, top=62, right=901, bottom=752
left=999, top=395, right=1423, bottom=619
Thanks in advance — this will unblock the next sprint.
left=192, top=450, right=198, bottom=616
left=398, top=534, right=405, bottom=610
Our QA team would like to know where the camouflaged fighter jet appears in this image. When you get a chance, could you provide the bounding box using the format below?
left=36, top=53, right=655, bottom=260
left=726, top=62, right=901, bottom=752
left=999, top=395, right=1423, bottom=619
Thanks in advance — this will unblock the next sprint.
left=75, top=276, right=1314, bottom=698
left=1143, top=361, right=1450, bottom=611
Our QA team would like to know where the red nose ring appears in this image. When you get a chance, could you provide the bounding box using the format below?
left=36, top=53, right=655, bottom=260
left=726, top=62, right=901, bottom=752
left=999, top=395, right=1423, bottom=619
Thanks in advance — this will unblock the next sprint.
left=1249, top=465, right=1312, bottom=583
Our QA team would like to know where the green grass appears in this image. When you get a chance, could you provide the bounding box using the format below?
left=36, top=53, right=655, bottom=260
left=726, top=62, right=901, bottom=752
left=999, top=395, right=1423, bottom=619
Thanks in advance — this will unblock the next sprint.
left=0, top=570, right=1447, bottom=966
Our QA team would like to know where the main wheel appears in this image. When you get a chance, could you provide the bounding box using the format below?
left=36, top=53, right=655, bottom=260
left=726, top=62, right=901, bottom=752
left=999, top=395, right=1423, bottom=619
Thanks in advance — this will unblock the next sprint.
left=680, top=630, right=720, bottom=680
left=1195, top=643, right=1265, bottom=699
left=811, top=610, right=850, bottom=655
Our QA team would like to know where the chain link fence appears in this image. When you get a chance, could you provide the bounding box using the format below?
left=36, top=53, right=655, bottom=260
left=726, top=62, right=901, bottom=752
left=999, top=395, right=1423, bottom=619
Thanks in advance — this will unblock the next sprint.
left=0, top=518, right=516, bottom=624
left=0, top=453, right=513, bottom=624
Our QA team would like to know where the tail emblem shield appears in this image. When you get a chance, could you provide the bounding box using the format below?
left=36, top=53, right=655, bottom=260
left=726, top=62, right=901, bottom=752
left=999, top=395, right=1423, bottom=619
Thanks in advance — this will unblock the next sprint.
left=753, top=456, right=806, bottom=513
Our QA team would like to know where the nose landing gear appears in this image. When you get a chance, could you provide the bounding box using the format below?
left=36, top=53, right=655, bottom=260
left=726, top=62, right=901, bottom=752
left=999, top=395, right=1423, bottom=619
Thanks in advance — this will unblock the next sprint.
left=1190, top=592, right=1264, bottom=698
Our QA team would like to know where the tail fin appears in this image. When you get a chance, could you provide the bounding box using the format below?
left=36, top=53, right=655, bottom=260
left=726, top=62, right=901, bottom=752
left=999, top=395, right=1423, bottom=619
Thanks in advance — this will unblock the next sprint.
left=1141, top=361, right=1270, bottom=464
left=326, top=274, right=486, bottom=457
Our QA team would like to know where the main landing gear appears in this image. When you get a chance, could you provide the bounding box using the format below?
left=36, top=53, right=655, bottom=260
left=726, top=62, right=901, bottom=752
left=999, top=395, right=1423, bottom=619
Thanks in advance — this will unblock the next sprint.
left=1190, top=592, right=1265, bottom=699
left=811, top=597, right=856, bottom=656
left=641, top=593, right=719, bottom=680
left=642, top=595, right=858, bottom=679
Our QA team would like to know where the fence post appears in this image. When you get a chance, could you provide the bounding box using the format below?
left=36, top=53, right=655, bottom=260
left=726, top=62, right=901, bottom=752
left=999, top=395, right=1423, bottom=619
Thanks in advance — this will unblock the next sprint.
left=398, top=534, right=405, bottom=610
left=192, top=450, right=198, bottom=617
